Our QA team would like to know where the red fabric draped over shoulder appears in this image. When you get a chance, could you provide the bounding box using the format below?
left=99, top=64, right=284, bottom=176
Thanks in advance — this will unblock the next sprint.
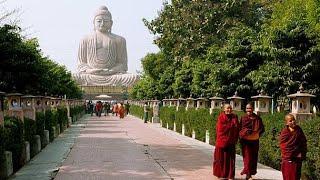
left=215, top=112, right=239, bottom=148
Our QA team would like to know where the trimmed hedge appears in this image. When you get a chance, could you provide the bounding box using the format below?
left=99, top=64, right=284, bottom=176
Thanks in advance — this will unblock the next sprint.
left=3, top=116, right=24, bottom=172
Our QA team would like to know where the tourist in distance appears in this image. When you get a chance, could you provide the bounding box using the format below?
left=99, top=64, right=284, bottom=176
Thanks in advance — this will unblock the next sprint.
left=213, top=104, right=239, bottom=180
left=279, top=114, right=307, bottom=180
left=239, top=104, right=265, bottom=180
left=118, top=103, right=125, bottom=119
left=143, top=102, right=149, bottom=123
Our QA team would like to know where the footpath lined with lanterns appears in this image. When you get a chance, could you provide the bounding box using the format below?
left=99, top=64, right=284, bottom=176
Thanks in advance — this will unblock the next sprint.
left=0, top=92, right=85, bottom=179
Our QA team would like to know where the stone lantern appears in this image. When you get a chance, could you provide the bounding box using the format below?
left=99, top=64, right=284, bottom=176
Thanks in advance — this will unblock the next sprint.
left=34, top=96, right=44, bottom=113
left=49, top=97, right=57, bottom=110
left=251, top=91, right=272, bottom=115
left=176, top=97, right=186, bottom=111
left=6, top=93, right=24, bottom=121
left=287, top=86, right=315, bottom=120
left=162, top=98, right=169, bottom=107
left=151, top=99, right=161, bottom=123
left=21, top=95, right=36, bottom=120
left=0, top=91, right=5, bottom=126
left=42, top=96, right=51, bottom=111
left=186, top=97, right=196, bottom=110
left=196, top=97, right=209, bottom=110
left=168, top=98, right=178, bottom=107
left=227, top=92, right=245, bottom=111
left=209, top=96, right=224, bottom=114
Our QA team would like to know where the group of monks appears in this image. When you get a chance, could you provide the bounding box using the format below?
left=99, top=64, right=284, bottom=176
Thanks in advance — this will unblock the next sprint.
left=213, top=104, right=307, bottom=180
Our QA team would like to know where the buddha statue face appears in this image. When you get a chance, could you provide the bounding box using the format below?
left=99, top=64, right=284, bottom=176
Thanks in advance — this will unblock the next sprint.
left=94, top=15, right=113, bottom=33
left=93, top=6, right=113, bottom=33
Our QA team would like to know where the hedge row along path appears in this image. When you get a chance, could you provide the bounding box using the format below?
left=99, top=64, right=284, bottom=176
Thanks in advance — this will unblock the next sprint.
left=12, top=115, right=282, bottom=180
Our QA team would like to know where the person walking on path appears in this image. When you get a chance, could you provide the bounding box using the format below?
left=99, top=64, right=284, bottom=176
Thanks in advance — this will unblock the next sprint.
left=118, top=103, right=125, bottom=119
left=124, top=102, right=130, bottom=115
left=95, top=101, right=103, bottom=117
left=213, top=104, right=239, bottom=179
left=279, top=114, right=307, bottom=180
left=103, top=102, right=110, bottom=116
left=239, top=104, right=265, bottom=180
left=143, top=102, right=150, bottom=123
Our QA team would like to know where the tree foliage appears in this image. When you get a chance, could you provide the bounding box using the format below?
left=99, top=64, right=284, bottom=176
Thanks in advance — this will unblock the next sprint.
left=0, top=25, right=82, bottom=98
left=131, top=0, right=320, bottom=106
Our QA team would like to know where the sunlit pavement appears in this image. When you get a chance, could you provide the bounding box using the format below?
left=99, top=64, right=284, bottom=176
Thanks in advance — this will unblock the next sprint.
left=12, top=114, right=282, bottom=180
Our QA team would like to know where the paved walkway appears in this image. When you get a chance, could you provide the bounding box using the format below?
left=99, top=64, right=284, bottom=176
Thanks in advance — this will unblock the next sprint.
left=12, top=114, right=282, bottom=180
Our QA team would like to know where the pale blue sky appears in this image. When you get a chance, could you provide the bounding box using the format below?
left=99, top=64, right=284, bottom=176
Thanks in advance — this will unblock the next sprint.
left=4, top=0, right=165, bottom=73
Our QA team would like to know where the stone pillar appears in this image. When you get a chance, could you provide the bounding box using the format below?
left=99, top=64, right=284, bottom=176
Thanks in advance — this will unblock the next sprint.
left=42, top=130, right=50, bottom=147
left=205, top=130, right=210, bottom=144
left=24, top=141, right=30, bottom=163
left=152, top=100, right=160, bottom=123
left=192, top=130, right=196, bottom=139
left=0, top=91, right=5, bottom=126
left=186, top=97, right=196, bottom=111
left=31, top=135, right=41, bottom=157
left=182, top=124, right=185, bottom=136
left=0, top=151, right=13, bottom=178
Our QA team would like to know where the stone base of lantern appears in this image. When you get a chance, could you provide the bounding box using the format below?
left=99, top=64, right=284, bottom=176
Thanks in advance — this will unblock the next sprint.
left=291, top=113, right=313, bottom=121
left=254, top=111, right=269, bottom=116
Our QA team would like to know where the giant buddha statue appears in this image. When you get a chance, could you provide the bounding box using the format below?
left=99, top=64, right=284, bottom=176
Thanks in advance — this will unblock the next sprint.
left=73, top=6, right=139, bottom=86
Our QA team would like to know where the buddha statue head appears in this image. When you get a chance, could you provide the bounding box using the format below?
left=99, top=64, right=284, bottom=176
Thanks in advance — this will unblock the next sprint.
left=93, top=6, right=113, bottom=33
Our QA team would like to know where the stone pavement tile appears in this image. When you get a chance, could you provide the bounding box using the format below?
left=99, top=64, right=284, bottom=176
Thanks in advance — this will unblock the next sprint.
left=54, top=116, right=171, bottom=180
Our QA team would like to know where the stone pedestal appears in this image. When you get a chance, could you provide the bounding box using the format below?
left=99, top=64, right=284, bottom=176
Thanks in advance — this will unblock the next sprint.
left=205, top=130, right=210, bottom=144
left=152, top=103, right=160, bottom=123
left=182, top=124, right=185, bottom=136
left=192, top=130, right=196, bottom=139
left=31, top=135, right=41, bottom=157
left=68, top=117, right=72, bottom=127
left=56, top=124, right=61, bottom=136
left=0, top=151, right=13, bottom=178
left=52, top=126, right=57, bottom=138
left=24, top=141, right=30, bottom=163
left=42, top=130, right=50, bottom=147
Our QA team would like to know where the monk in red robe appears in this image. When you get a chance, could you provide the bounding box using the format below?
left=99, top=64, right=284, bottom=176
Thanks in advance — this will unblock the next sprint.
left=118, top=103, right=125, bottom=119
left=239, top=104, right=264, bottom=179
left=280, top=114, right=307, bottom=180
left=213, top=104, right=239, bottom=179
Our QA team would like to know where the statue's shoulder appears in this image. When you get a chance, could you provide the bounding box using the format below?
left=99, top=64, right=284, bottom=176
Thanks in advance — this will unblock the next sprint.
left=80, top=33, right=96, bottom=42
left=110, top=33, right=126, bottom=43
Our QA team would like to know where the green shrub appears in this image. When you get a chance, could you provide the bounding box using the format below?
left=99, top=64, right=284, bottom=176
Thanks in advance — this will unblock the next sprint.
left=70, top=106, right=85, bottom=122
left=57, top=108, right=68, bottom=132
left=44, top=110, right=56, bottom=142
left=3, top=116, right=24, bottom=172
left=35, top=112, right=45, bottom=148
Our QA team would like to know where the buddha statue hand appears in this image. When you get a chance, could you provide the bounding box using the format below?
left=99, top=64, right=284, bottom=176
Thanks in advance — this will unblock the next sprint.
left=84, top=68, right=104, bottom=75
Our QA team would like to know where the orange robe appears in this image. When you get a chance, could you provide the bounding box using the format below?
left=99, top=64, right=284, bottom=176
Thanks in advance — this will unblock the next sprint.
left=119, top=106, right=125, bottom=119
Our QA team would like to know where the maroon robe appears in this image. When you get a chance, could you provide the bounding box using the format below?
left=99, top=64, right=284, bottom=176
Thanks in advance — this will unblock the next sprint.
left=213, top=112, right=239, bottom=179
left=280, top=125, right=307, bottom=180
left=239, top=113, right=264, bottom=176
